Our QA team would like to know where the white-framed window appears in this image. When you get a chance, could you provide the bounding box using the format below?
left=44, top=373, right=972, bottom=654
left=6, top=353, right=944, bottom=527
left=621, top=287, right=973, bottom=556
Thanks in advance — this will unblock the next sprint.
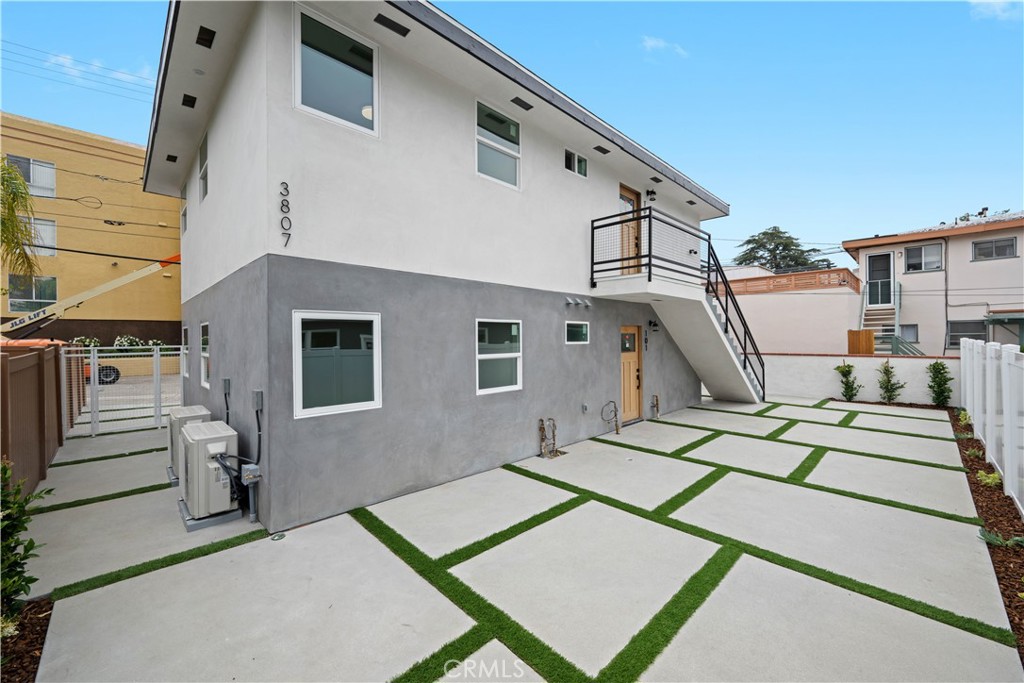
left=293, top=310, right=382, bottom=418
left=199, top=134, right=209, bottom=199
left=899, top=324, right=918, bottom=343
left=180, top=182, right=188, bottom=234
left=294, top=6, right=378, bottom=135
left=904, top=243, right=942, bottom=272
left=565, top=321, right=589, bottom=344
left=17, top=216, right=56, bottom=257
left=200, top=322, right=210, bottom=388
left=7, top=274, right=56, bottom=312
left=477, top=319, right=522, bottom=394
left=6, top=154, right=56, bottom=197
left=947, top=320, right=986, bottom=348
left=476, top=102, right=520, bottom=188
left=972, top=237, right=1017, bottom=261
left=564, top=149, right=588, bottom=178
left=182, top=326, right=190, bottom=378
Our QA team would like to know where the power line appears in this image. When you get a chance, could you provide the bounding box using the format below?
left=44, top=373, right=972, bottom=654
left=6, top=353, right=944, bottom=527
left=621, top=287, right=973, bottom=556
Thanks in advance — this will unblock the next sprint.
left=44, top=222, right=180, bottom=242
left=1, top=39, right=156, bottom=83
left=24, top=243, right=179, bottom=264
left=34, top=208, right=177, bottom=230
left=1, top=53, right=155, bottom=95
left=2, top=68, right=152, bottom=105
left=56, top=167, right=143, bottom=186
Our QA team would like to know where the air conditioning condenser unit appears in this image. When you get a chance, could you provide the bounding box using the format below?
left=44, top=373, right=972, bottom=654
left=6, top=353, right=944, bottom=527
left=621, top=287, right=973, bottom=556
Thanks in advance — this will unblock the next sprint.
left=167, top=405, right=211, bottom=485
left=179, top=421, right=239, bottom=526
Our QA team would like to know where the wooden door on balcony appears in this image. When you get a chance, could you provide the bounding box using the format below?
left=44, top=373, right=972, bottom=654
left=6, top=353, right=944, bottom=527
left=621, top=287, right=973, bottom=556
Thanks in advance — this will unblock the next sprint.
left=619, top=184, right=642, bottom=275
left=620, top=326, right=642, bottom=423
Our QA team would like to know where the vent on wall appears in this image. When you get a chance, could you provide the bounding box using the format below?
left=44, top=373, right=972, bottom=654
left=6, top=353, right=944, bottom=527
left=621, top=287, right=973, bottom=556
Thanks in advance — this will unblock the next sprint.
left=649, top=177, right=662, bottom=183
left=511, top=96, right=533, bottom=111
left=182, top=94, right=197, bottom=108
left=196, top=26, right=216, bottom=49
left=374, top=14, right=411, bottom=37
left=593, top=145, right=611, bottom=155
left=686, top=200, right=697, bottom=206
left=166, top=155, right=178, bottom=163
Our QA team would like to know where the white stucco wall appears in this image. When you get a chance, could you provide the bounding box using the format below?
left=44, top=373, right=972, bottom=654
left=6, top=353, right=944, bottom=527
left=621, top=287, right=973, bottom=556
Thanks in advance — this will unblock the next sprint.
left=735, top=289, right=862, bottom=354
left=764, top=354, right=961, bottom=405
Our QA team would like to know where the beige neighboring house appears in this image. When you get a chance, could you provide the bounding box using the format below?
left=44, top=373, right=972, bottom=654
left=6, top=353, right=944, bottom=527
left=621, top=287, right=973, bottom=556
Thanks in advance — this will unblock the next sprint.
left=843, top=211, right=1024, bottom=356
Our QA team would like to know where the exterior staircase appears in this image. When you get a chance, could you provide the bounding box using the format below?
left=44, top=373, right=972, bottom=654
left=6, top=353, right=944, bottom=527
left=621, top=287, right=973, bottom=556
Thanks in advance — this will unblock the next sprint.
left=858, top=281, right=925, bottom=355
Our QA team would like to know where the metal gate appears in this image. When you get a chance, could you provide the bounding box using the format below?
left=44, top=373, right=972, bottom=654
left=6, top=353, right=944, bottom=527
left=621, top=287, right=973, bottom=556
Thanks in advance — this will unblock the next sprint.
left=61, top=346, right=183, bottom=437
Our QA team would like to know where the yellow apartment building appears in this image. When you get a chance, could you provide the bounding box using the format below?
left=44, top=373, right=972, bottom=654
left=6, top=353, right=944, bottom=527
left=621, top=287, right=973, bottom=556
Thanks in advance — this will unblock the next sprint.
left=1, top=112, right=181, bottom=343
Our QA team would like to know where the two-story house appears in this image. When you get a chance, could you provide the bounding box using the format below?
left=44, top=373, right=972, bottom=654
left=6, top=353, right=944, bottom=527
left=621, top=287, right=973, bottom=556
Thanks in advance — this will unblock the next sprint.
left=843, top=211, right=1024, bottom=356
left=143, top=1, right=763, bottom=532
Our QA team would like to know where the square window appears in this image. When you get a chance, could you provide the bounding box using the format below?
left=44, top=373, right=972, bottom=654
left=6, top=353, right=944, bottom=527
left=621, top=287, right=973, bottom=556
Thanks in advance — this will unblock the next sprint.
left=477, top=103, right=520, bottom=187
left=899, top=324, right=918, bottom=343
left=293, top=311, right=382, bottom=417
left=17, top=217, right=56, bottom=257
left=298, top=11, right=376, bottom=132
left=566, top=321, right=589, bottom=344
left=6, top=155, right=55, bottom=197
left=905, top=244, right=942, bottom=272
left=947, top=320, right=986, bottom=348
left=477, top=319, right=522, bottom=394
left=564, top=149, right=588, bottom=178
left=200, top=322, right=210, bottom=388
left=7, top=274, right=56, bottom=312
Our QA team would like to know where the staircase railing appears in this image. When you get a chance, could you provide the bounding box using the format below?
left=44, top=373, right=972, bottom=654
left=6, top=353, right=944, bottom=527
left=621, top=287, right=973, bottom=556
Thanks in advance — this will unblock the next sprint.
left=705, top=243, right=766, bottom=400
left=877, top=334, right=926, bottom=356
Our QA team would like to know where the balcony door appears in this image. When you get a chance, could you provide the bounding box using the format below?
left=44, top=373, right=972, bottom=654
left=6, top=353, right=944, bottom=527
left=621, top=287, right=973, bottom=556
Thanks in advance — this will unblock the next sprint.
left=619, top=184, right=641, bottom=275
left=867, top=253, right=893, bottom=306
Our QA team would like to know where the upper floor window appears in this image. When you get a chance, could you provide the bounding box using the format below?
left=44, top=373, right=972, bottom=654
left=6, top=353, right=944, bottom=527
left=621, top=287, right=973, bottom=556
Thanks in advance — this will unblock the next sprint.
left=7, top=154, right=56, bottom=197
left=19, top=216, right=56, bottom=256
left=199, top=135, right=209, bottom=199
left=973, top=237, right=1017, bottom=261
left=182, top=326, right=190, bottom=378
left=564, top=149, right=588, bottom=178
left=180, top=182, right=188, bottom=233
left=476, top=103, right=520, bottom=188
left=297, top=10, right=377, bottom=134
left=8, top=274, right=56, bottom=312
left=905, top=243, right=942, bottom=272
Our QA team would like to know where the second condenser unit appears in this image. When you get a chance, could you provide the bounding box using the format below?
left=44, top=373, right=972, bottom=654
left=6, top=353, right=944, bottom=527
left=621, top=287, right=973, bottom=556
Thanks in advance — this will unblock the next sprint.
left=167, top=405, right=211, bottom=485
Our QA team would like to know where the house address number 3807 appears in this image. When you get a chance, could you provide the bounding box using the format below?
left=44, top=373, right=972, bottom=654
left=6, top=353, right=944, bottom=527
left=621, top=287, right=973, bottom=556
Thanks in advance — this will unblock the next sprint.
left=279, top=181, right=292, bottom=247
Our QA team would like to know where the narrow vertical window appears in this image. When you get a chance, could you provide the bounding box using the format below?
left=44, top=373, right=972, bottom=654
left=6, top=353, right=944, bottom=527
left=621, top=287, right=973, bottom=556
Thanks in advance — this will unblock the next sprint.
left=199, top=135, right=209, bottom=199
left=200, top=322, right=210, bottom=388
left=476, top=103, right=520, bottom=188
left=180, top=182, right=188, bottom=233
left=182, top=327, right=190, bottom=378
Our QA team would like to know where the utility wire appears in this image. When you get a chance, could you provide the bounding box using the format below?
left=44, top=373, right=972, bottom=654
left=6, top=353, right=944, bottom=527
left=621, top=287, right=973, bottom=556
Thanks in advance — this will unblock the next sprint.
left=57, top=167, right=144, bottom=186
left=34, top=208, right=177, bottom=229
left=1, top=53, right=155, bottom=95
left=2, top=68, right=152, bottom=104
left=1, top=39, right=156, bottom=83
left=39, top=223, right=180, bottom=241
left=24, top=244, right=179, bottom=263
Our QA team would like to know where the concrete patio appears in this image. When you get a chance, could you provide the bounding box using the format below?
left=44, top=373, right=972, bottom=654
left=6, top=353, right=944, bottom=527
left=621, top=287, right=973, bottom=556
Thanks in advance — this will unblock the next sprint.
left=29, top=400, right=1023, bottom=681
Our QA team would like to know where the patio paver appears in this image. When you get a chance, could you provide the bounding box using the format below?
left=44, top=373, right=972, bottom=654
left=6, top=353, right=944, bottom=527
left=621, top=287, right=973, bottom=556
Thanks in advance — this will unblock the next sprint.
left=683, top=434, right=813, bottom=478
left=514, top=440, right=714, bottom=509
left=767, top=395, right=823, bottom=406
left=672, top=473, right=1008, bottom=628
left=443, top=640, right=543, bottom=682
left=38, top=515, right=473, bottom=682
left=642, top=555, right=1022, bottom=682
left=851, top=412, right=954, bottom=439
left=698, top=399, right=769, bottom=414
left=598, top=420, right=712, bottom=453
left=784, top=422, right=962, bottom=466
left=368, top=467, right=574, bottom=558
left=767, top=404, right=847, bottom=425
left=451, top=501, right=720, bottom=676
left=806, top=452, right=977, bottom=517
left=823, top=401, right=949, bottom=421
left=52, top=428, right=166, bottom=464
left=40, top=450, right=167, bottom=507
left=660, top=408, right=781, bottom=437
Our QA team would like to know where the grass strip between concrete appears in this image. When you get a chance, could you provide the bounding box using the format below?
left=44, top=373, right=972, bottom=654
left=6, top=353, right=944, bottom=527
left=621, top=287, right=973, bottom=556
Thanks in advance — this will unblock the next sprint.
left=351, top=508, right=591, bottom=683
left=49, top=529, right=269, bottom=601
left=502, top=464, right=1015, bottom=648
left=29, top=483, right=172, bottom=515
left=66, top=426, right=161, bottom=440
left=389, top=623, right=493, bottom=683
left=49, top=446, right=165, bottom=467
left=754, top=404, right=780, bottom=415
left=594, top=545, right=743, bottom=682
left=838, top=411, right=859, bottom=427
left=812, top=398, right=831, bottom=408
left=652, top=469, right=730, bottom=517
left=693, top=406, right=955, bottom=442
left=765, top=420, right=799, bottom=440
left=788, top=447, right=829, bottom=482
left=593, top=437, right=980, bottom=525
left=436, top=496, right=588, bottom=570
left=783, top=400, right=950, bottom=424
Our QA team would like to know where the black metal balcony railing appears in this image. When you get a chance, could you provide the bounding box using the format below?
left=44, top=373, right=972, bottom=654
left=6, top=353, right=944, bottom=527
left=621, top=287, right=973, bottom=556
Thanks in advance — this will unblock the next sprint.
left=591, top=207, right=765, bottom=399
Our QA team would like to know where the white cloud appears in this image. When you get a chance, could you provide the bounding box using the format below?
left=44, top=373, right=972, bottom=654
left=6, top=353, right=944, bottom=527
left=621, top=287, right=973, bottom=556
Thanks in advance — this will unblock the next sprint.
left=641, top=35, right=688, bottom=59
left=45, top=54, right=154, bottom=88
left=968, top=0, right=1023, bottom=21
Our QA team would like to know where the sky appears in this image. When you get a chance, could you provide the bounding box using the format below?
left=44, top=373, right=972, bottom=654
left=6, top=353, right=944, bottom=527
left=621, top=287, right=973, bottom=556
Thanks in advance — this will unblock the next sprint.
left=1, top=1, right=1022, bottom=266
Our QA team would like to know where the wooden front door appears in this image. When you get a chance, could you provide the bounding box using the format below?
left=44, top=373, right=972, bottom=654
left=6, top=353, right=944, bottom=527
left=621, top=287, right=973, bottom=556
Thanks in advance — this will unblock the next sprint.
left=620, top=325, right=642, bottom=423
left=619, top=184, right=642, bottom=275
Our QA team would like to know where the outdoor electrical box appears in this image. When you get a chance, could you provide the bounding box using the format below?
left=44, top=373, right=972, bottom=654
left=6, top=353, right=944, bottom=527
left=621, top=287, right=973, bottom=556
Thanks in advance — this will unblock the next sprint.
left=180, top=421, right=238, bottom=520
left=167, top=405, right=211, bottom=485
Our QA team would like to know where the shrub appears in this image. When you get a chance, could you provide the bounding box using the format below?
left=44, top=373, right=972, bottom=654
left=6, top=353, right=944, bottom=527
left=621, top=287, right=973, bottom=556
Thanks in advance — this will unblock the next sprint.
left=979, top=529, right=1024, bottom=547
left=977, top=471, right=1002, bottom=487
left=70, top=336, right=100, bottom=347
left=958, top=409, right=971, bottom=427
left=834, top=362, right=862, bottom=402
left=113, top=334, right=144, bottom=347
left=146, top=339, right=165, bottom=348
left=1, top=461, right=51, bottom=623
left=876, top=360, right=906, bottom=404
left=926, top=361, right=953, bottom=407
left=965, top=447, right=983, bottom=459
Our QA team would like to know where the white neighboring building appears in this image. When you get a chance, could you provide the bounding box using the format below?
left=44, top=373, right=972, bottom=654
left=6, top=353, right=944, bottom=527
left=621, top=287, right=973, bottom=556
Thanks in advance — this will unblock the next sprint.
left=143, top=1, right=762, bottom=532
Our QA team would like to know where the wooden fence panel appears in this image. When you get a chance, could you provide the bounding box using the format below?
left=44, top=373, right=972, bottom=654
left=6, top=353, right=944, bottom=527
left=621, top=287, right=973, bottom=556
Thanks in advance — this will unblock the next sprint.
left=848, top=329, right=875, bottom=355
left=0, top=346, right=62, bottom=491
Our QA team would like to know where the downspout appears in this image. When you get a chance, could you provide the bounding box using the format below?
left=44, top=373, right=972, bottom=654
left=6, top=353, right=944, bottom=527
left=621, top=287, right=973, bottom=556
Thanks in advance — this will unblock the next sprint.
left=942, top=237, right=950, bottom=355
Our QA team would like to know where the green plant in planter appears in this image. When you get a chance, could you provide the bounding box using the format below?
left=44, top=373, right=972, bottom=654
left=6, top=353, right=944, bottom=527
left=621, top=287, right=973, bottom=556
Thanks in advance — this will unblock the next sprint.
left=926, top=361, right=953, bottom=407
left=834, top=362, right=862, bottom=402
left=1, top=461, right=51, bottom=633
left=965, top=447, right=984, bottom=459
left=876, top=360, right=906, bottom=404
left=979, top=529, right=1024, bottom=547
left=958, top=409, right=971, bottom=427
left=977, top=471, right=1002, bottom=487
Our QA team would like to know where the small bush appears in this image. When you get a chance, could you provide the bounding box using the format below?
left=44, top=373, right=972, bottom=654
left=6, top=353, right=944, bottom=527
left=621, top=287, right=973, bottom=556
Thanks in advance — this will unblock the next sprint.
left=834, top=362, right=862, bottom=402
left=1, top=461, right=51, bottom=622
left=70, top=336, right=101, bottom=347
left=113, top=334, right=145, bottom=348
left=876, top=360, right=906, bottom=404
left=926, top=361, right=953, bottom=407
left=977, top=471, right=1002, bottom=487
left=958, top=409, right=971, bottom=427
left=965, top=447, right=983, bottom=459
left=979, top=529, right=1024, bottom=547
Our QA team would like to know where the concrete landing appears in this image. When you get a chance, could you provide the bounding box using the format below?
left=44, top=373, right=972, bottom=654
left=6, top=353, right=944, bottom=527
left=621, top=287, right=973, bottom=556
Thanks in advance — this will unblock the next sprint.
left=698, top=399, right=769, bottom=414
left=824, top=401, right=949, bottom=421
left=53, top=429, right=166, bottom=464
left=369, top=467, right=573, bottom=558
left=514, top=440, right=714, bottom=510
left=673, top=474, right=1008, bottom=628
left=599, top=420, right=711, bottom=454
left=684, top=434, right=813, bottom=478
left=642, top=555, right=1022, bottom=682
left=38, top=515, right=473, bottom=682
left=766, top=395, right=822, bottom=406
left=660, top=408, right=780, bottom=437
left=784, top=422, right=962, bottom=466
left=768, top=404, right=847, bottom=425
left=451, top=502, right=719, bottom=676
left=40, top=451, right=167, bottom=507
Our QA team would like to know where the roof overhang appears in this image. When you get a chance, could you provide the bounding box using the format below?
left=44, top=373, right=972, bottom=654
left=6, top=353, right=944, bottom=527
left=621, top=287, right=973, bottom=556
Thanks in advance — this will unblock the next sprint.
left=842, top=216, right=1024, bottom=261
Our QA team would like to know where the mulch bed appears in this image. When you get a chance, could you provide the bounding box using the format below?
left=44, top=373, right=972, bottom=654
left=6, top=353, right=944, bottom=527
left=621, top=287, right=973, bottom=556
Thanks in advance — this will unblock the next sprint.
left=1, top=598, right=54, bottom=682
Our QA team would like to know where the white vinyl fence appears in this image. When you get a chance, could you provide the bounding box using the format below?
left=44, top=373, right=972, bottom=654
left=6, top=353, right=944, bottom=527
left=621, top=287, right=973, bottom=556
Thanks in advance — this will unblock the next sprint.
left=961, top=339, right=1024, bottom=518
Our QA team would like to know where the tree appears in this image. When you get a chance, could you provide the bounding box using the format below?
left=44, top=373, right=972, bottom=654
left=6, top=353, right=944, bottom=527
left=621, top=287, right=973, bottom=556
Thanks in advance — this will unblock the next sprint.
left=734, top=226, right=831, bottom=272
left=1, top=159, right=39, bottom=277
